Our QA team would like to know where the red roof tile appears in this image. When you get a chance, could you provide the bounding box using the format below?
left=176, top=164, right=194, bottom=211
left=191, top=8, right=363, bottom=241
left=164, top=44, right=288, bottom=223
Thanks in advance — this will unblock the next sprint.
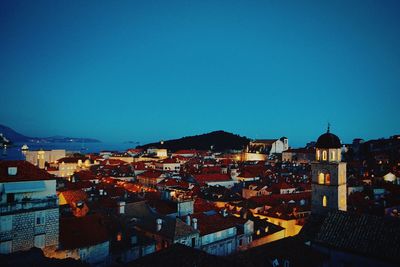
left=193, top=173, right=232, bottom=183
left=191, top=212, right=246, bottom=235
left=0, top=160, right=54, bottom=182
left=138, top=170, right=164, bottom=179
left=60, top=214, right=109, bottom=249
left=59, top=189, right=88, bottom=204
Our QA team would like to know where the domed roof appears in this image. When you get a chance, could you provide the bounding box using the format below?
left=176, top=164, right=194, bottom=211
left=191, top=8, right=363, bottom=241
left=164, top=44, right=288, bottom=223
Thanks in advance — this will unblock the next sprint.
left=316, top=127, right=341, bottom=149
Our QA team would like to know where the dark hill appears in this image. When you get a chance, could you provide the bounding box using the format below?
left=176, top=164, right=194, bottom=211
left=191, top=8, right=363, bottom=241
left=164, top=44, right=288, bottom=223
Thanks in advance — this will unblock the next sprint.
left=0, top=124, right=100, bottom=143
left=0, top=124, right=30, bottom=143
left=138, top=130, right=250, bottom=152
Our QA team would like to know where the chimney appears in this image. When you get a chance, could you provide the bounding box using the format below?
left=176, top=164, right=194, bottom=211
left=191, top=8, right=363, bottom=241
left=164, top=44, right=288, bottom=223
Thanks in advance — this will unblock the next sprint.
left=8, top=167, right=17, bottom=176
left=185, top=215, right=191, bottom=226
left=221, top=208, right=228, bottom=217
left=192, top=218, right=198, bottom=230
left=156, top=218, right=162, bottom=231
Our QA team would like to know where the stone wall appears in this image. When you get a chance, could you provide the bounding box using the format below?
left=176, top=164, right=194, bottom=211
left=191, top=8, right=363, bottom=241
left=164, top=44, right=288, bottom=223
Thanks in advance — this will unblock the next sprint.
left=1, top=207, right=59, bottom=253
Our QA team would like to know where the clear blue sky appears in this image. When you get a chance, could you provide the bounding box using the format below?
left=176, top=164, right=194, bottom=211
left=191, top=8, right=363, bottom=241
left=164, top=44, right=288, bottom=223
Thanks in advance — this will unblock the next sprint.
left=1, top=0, right=399, bottom=147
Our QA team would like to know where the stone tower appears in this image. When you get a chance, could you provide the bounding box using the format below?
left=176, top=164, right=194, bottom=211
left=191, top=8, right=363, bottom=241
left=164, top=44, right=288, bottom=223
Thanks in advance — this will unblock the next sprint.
left=311, top=126, right=347, bottom=215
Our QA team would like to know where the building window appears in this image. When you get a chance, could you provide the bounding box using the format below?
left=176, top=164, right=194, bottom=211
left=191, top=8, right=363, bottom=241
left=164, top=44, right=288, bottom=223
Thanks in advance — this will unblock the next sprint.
left=318, top=173, right=324, bottom=184
left=322, top=151, right=327, bottom=161
left=35, top=211, right=45, bottom=226
left=316, top=150, right=320, bottom=160
left=331, top=151, right=335, bottom=161
left=325, top=173, right=331, bottom=184
left=0, top=216, right=12, bottom=232
left=323, top=196, right=327, bottom=207
left=0, top=241, right=12, bottom=254
left=117, top=232, right=122, bottom=242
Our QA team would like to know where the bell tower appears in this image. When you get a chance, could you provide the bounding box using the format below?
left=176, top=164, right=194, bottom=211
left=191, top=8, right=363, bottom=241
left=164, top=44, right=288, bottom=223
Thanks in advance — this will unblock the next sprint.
left=311, top=126, right=347, bottom=215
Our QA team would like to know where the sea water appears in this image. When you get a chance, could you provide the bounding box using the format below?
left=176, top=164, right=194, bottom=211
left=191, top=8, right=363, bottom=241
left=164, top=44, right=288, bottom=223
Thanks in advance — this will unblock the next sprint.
left=1, top=142, right=139, bottom=160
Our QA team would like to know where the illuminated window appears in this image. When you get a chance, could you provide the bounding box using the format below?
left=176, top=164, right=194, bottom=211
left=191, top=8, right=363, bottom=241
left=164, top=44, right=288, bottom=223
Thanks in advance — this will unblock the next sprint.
left=318, top=173, right=324, bottom=184
left=340, top=197, right=346, bottom=207
left=323, top=196, right=327, bottom=207
left=331, top=151, right=335, bottom=161
left=117, top=232, right=122, bottom=241
left=325, top=173, right=331, bottom=184
left=322, top=151, right=327, bottom=160
left=316, top=150, right=320, bottom=160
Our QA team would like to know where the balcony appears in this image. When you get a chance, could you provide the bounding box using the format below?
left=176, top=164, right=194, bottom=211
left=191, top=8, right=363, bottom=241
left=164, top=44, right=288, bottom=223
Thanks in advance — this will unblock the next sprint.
left=0, top=197, right=58, bottom=215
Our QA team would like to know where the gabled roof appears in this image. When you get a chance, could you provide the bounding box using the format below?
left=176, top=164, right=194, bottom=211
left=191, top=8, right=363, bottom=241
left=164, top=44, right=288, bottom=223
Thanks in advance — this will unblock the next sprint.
left=57, top=156, right=88, bottom=164
left=173, top=149, right=198, bottom=155
left=0, top=160, right=54, bottom=182
left=59, top=189, right=87, bottom=204
left=301, top=211, right=400, bottom=264
left=138, top=170, right=164, bottom=179
left=191, top=212, right=246, bottom=236
left=60, top=214, right=109, bottom=249
left=193, top=173, right=232, bottom=183
left=159, top=158, right=179, bottom=164
left=136, top=215, right=197, bottom=240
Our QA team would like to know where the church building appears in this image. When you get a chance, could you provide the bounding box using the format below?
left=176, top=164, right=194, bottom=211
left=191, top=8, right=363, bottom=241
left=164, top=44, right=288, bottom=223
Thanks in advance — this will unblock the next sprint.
left=311, top=127, right=346, bottom=215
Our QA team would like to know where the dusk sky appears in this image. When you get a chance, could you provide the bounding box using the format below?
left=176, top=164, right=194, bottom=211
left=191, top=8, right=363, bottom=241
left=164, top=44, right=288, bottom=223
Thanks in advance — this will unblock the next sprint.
left=1, top=0, right=399, bottom=147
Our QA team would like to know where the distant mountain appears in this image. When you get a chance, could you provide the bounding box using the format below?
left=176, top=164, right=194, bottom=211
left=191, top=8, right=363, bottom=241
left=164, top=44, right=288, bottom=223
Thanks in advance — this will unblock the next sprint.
left=0, top=124, right=101, bottom=143
left=138, top=130, right=250, bottom=152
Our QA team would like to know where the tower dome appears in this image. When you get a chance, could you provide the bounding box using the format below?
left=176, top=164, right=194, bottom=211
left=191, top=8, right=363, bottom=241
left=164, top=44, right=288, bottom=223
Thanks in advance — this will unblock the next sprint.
left=316, top=126, right=341, bottom=149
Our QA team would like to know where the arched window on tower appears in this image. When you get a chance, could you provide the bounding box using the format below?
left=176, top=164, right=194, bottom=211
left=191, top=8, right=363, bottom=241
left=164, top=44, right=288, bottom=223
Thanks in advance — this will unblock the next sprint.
left=318, top=173, right=324, bottom=184
left=331, top=150, right=335, bottom=161
left=323, top=195, right=327, bottom=207
left=322, top=150, right=327, bottom=161
left=316, top=150, right=320, bottom=161
left=325, top=173, right=331, bottom=184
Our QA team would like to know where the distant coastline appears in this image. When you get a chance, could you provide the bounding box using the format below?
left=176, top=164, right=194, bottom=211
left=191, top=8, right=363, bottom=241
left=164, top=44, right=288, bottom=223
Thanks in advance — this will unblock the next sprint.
left=0, top=124, right=101, bottom=144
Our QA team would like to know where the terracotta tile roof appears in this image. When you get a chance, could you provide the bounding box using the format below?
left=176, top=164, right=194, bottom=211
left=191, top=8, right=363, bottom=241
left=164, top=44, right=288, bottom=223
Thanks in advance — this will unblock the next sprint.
left=100, top=158, right=127, bottom=165
left=312, top=211, right=400, bottom=264
left=194, top=198, right=217, bottom=213
left=173, top=149, right=198, bottom=155
left=157, top=178, right=189, bottom=189
left=0, top=160, right=54, bottom=182
left=59, top=189, right=87, bottom=204
left=249, top=192, right=311, bottom=207
left=160, top=158, right=179, bottom=164
left=57, top=156, right=88, bottom=164
left=138, top=170, right=164, bottom=179
left=73, top=170, right=97, bottom=181
left=238, top=171, right=258, bottom=178
left=60, top=214, right=109, bottom=249
left=191, top=212, right=246, bottom=236
left=193, top=173, right=232, bottom=183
